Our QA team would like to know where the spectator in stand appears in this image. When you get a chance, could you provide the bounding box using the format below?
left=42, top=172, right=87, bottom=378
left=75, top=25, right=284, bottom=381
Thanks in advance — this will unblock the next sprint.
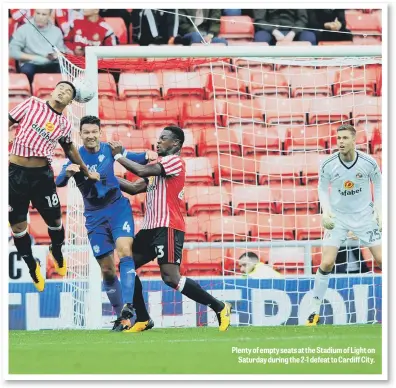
left=136, top=9, right=180, bottom=46
left=238, top=252, right=281, bottom=278
left=9, top=9, right=66, bottom=83
left=64, top=9, right=117, bottom=57
left=253, top=9, right=316, bottom=45
left=222, top=9, right=242, bottom=16
left=308, top=9, right=352, bottom=44
left=10, top=9, right=34, bottom=34
left=178, top=9, right=228, bottom=45
left=54, top=9, right=84, bottom=36
left=99, top=9, right=132, bottom=42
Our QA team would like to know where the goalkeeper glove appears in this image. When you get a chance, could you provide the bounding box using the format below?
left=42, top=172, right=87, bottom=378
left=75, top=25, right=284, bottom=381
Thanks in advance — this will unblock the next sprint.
left=374, top=208, right=382, bottom=232
left=322, top=211, right=335, bottom=230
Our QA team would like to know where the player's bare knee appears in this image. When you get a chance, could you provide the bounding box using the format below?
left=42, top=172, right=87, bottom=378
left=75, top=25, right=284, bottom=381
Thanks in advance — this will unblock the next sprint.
left=161, top=273, right=180, bottom=289
left=102, top=266, right=117, bottom=281
left=115, top=238, right=133, bottom=258
left=11, top=221, right=28, bottom=234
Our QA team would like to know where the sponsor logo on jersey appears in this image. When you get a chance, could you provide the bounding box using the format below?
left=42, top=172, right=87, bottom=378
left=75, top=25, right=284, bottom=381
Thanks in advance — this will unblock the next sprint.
left=31, top=123, right=58, bottom=145
left=45, top=121, right=55, bottom=132
left=344, top=180, right=355, bottom=189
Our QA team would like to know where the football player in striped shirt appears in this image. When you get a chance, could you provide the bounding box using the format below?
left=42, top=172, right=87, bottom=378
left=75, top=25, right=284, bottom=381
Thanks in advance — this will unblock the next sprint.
left=307, top=124, right=382, bottom=326
left=9, top=82, right=100, bottom=292
left=110, top=126, right=232, bottom=332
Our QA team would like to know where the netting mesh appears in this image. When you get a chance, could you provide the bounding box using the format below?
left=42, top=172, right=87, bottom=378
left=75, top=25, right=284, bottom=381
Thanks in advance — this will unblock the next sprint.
left=58, top=52, right=382, bottom=328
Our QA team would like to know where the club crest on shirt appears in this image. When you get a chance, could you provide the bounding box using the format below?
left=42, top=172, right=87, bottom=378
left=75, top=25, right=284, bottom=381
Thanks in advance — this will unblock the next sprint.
left=356, top=172, right=363, bottom=179
left=45, top=121, right=55, bottom=132
left=344, top=180, right=355, bottom=189
left=92, top=33, right=100, bottom=41
left=98, top=154, right=105, bottom=163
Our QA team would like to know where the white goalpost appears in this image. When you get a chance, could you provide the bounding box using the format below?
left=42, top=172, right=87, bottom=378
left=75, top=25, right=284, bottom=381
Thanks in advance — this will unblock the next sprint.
left=58, top=45, right=382, bottom=330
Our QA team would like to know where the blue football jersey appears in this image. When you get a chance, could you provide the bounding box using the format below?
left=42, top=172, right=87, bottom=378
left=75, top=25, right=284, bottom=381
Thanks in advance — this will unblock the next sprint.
left=56, top=143, right=147, bottom=211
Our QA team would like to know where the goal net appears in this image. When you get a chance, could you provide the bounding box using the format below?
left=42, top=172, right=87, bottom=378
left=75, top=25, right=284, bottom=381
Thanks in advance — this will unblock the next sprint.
left=57, top=45, right=382, bottom=329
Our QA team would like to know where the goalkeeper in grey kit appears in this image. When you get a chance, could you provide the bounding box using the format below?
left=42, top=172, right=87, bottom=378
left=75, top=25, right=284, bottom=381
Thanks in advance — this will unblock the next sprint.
left=307, top=124, right=382, bottom=325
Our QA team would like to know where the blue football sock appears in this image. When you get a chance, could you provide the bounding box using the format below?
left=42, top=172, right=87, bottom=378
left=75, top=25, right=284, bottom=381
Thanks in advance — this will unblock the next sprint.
left=119, top=256, right=136, bottom=305
left=103, top=276, right=123, bottom=317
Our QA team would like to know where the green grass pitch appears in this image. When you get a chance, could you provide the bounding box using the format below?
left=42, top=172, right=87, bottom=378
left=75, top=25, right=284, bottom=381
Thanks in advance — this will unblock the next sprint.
left=9, top=325, right=381, bottom=375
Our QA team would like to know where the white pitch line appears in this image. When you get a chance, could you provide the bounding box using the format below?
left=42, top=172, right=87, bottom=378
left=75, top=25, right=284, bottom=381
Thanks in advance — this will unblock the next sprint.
left=10, top=335, right=381, bottom=348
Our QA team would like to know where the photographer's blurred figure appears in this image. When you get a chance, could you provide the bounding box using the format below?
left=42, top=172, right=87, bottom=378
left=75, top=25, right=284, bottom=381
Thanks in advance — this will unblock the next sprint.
left=238, top=252, right=281, bottom=278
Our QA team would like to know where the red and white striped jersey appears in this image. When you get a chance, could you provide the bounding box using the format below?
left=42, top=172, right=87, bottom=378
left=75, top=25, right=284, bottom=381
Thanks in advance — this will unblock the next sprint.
left=9, top=97, right=72, bottom=163
left=142, top=154, right=185, bottom=232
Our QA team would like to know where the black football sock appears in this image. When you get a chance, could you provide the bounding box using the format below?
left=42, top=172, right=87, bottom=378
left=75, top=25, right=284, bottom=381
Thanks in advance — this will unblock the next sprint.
left=48, top=224, right=65, bottom=266
left=178, top=277, right=225, bottom=313
left=133, top=275, right=150, bottom=322
left=13, top=231, right=36, bottom=272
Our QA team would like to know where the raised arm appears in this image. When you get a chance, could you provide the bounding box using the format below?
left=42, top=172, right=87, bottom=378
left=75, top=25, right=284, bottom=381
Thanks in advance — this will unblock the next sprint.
left=118, top=177, right=148, bottom=195
left=59, top=139, right=100, bottom=181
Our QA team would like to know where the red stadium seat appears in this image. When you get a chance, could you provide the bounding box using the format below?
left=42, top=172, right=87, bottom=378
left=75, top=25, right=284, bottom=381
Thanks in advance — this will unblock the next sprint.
left=371, top=128, right=382, bottom=154
left=274, top=186, right=319, bottom=215
left=9, top=58, right=16, bottom=73
left=214, top=154, right=258, bottom=185
left=308, top=97, right=351, bottom=125
left=9, top=74, right=31, bottom=98
left=32, top=73, right=62, bottom=99
left=180, top=129, right=196, bottom=157
left=99, top=99, right=135, bottom=127
left=258, top=155, right=302, bottom=185
left=111, top=130, right=151, bottom=153
left=180, top=100, right=222, bottom=128
left=184, top=186, right=231, bottom=216
left=253, top=214, right=295, bottom=241
left=218, top=16, right=254, bottom=41
left=240, top=70, right=289, bottom=97
left=136, top=100, right=180, bottom=129
left=258, top=97, right=309, bottom=125
left=206, top=73, right=247, bottom=100
left=221, top=99, right=264, bottom=127
left=352, top=96, right=382, bottom=128
left=333, top=68, right=376, bottom=96
left=162, top=71, right=207, bottom=100
left=241, top=125, right=281, bottom=156
left=346, top=12, right=382, bottom=36
left=268, top=247, right=306, bottom=274
left=376, top=69, right=382, bottom=96
left=295, top=214, right=323, bottom=240
left=288, top=71, right=332, bottom=98
left=205, top=216, right=254, bottom=242
left=352, top=36, right=381, bottom=45
left=232, top=43, right=272, bottom=71
left=182, top=248, right=223, bottom=276
left=185, top=216, right=207, bottom=242
left=184, top=157, right=214, bottom=186
left=284, top=125, right=328, bottom=153
left=123, top=193, right=145, bottom=216
left=232, top=185, right=275, bottom=215
left=299, top=152, right=329, bottom=185
left=118, top=73, right=161, bottom=100
left=98, top=73, right=117, bottom=100
left=104, top=17, right=128, bottom=44
left=197, top=128, right=241, bottom=156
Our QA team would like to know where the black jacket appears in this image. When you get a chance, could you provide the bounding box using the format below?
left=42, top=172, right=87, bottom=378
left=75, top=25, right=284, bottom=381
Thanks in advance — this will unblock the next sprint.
left=307, top=9, right=347, bottom=30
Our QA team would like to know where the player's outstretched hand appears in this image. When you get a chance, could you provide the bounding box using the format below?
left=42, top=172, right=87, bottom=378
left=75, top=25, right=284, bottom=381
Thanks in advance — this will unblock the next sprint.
left=65, top=164, right=80, bottom=177
left=87, top=171, right=100, bottom=181
left=108, top=141, right=123, bottom=156
left=322, top=212, right=335, bottom=230
left=146, top=150, right=158, bottom=162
